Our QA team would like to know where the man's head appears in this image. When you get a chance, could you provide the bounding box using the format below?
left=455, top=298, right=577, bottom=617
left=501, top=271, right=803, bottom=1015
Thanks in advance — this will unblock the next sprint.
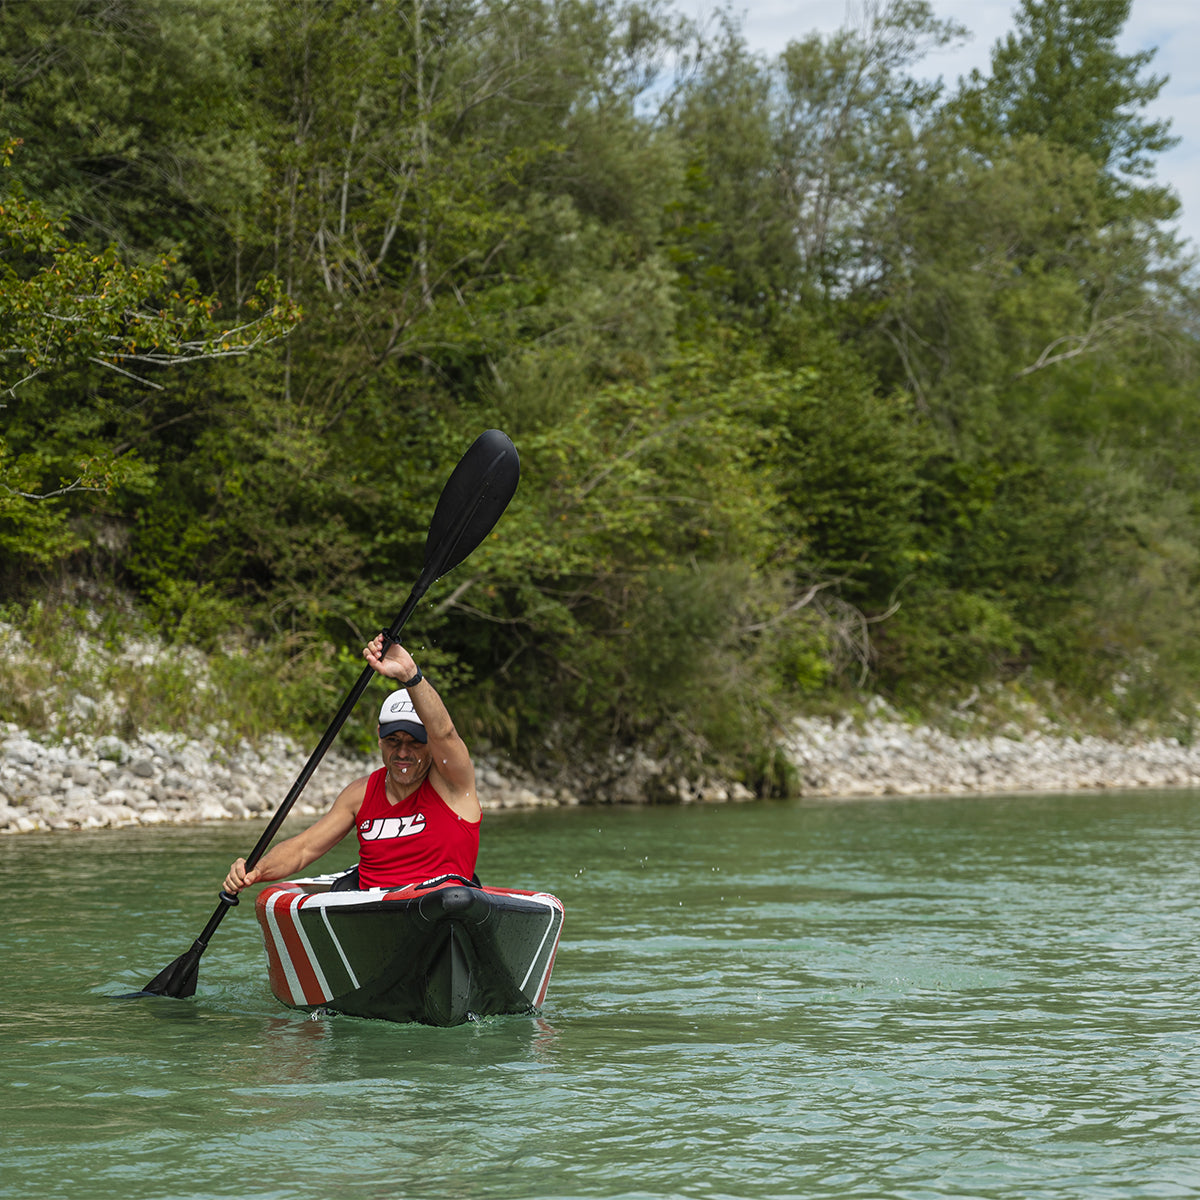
left=377, top=689, right=427, bottom=743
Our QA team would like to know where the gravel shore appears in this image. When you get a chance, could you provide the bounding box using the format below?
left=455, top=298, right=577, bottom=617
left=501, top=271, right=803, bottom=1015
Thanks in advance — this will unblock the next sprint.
left=0, top=726, right=567, bottom=835
left=3, top=709, right=1200, bottom=835
left=783, top=713, right=1200, bottom=798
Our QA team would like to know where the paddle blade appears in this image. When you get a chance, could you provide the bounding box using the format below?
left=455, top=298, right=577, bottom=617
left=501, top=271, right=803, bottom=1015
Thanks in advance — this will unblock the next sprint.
left=137, top=941, right=203, bottom=998
left=423, top=429, right=519, bottom=583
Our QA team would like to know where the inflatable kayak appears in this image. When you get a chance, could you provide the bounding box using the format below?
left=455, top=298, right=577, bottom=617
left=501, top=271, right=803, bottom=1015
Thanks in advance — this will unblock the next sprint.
left=254, top=871, right=564, bottom=1026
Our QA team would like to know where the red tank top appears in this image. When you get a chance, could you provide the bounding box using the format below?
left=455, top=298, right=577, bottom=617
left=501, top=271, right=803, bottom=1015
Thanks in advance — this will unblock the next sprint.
left=354, top=769, right=480, bottom=888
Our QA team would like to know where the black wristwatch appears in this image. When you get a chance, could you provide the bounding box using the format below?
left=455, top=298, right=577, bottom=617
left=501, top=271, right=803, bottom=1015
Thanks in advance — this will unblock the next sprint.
left=400, top=667, right=423, bottom=689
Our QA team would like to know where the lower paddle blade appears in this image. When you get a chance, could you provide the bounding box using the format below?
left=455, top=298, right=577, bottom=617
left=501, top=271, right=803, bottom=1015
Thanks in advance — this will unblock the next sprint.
left=136, top=943, right=203, bottom=998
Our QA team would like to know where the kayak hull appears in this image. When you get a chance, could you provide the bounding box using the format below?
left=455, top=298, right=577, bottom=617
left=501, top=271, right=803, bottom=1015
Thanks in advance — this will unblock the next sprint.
left=255, top=873, right=564, bottom=1026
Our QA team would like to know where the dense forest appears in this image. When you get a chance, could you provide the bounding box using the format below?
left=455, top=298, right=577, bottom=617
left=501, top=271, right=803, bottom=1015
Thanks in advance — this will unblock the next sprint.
left=2, top=0, right=1198, bottom=790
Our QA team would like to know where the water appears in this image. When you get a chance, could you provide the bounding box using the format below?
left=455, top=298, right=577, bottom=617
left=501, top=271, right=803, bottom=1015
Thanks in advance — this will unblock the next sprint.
left=3, top=790, right=1200, bottom=1199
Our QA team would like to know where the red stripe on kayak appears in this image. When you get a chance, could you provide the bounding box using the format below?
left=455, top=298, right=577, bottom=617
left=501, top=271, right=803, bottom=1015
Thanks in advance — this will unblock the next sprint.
left=275, top=892, right=327, bottom=1004
left=258, top=887, right=326, bottom=1005
left=258, top=889, right=294, bottom=1002
left=532, top=911, right=564, bottom=1005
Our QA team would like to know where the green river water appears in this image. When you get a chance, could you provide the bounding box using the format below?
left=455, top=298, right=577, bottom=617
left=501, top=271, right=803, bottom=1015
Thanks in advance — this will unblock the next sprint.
left=2, top=789, right=1199, bottom=1200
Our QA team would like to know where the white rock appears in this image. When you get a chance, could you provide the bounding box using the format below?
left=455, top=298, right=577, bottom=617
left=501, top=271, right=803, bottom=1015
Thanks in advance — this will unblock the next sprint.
left=3, top=741, right=38, bottom=765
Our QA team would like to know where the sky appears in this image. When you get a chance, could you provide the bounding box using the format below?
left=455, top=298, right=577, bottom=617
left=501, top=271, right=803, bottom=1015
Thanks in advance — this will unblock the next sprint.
left=702, top=0, right=1200, bottom=254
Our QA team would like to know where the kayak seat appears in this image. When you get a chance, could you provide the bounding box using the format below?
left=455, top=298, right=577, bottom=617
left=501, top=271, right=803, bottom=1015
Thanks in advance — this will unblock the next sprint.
left=329, top=865, right=481, bottom=892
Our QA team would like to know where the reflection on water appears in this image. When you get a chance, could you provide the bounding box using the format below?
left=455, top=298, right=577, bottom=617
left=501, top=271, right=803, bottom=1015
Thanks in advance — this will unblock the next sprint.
left=3, top=790, right=1200, bottom=1199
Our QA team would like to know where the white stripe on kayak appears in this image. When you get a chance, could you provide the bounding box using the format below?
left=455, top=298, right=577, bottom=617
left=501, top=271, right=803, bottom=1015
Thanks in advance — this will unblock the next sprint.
left=319, top=905, right=361, bottom=992
left=302, top=889, right=391, bottom=906
left=264, top=890, right=305, bottom=1005
left=265, top=891, right=334, bottom=1004
left=290, top=895, right=334, bottom=1002
left=519, top=893, right=565, bottom=993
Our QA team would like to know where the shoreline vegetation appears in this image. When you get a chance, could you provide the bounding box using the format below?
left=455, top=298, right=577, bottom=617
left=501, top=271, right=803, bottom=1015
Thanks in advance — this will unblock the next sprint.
left=5, top=2, right=1200, bottom=827
left=7, top=600, right=1200, bottom=835
left=5, top=603, right=1200, bottom=836
left=5, top=707, right=1200, bottom=836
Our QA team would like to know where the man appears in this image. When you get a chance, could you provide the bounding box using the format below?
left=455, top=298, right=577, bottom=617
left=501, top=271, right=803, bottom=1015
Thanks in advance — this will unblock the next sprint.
left=222, top=633, right=480, bottom=895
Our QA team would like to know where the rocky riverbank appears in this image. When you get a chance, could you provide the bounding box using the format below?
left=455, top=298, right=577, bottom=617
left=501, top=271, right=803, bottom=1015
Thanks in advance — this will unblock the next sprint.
left=782, top=713, right=1200, bottom=797
left=0, top=725, right=568, bottom=835
left=4, top=708, right=1200, bottom=834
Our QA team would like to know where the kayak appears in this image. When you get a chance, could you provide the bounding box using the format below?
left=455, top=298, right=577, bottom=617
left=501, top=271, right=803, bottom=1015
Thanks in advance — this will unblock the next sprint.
left=254, top=871, right=564, bottom=1026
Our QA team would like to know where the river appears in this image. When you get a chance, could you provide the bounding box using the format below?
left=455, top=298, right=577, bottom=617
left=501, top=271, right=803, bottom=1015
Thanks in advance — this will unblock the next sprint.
left=2, top=790, right=1198, bottom=1199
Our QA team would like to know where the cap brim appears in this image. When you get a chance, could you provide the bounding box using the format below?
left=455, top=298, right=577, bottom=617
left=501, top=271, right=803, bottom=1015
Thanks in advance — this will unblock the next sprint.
left=378, top=719, right=427, bottom=743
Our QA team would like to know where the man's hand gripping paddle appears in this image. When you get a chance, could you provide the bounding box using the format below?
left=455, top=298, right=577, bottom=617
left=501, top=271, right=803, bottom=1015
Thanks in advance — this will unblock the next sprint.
left=129, top=429, right=520, bottom=999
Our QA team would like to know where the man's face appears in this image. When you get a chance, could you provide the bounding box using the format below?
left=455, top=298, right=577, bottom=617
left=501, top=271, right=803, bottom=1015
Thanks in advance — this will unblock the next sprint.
left=379, top=731, right=431, bottom=786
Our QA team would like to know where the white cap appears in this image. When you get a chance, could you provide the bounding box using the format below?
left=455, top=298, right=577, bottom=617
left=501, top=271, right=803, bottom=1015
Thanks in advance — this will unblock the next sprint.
left=377, top=690, right=427, bottom=742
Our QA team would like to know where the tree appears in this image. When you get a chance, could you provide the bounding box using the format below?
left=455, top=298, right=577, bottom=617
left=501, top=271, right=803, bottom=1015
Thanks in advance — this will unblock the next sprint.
left=666, top=14, right=797, bottom=325
left=0, top=0, right=275, bottom=266
left=0, top=144, right=298, bottom=568
left=775, top=0, right=966, bottom=303
left=958, top=0, right=1177, bottom=189
left=852, top=0, right=1189, bottom=426
left=0, top=149, right=296, bottom=401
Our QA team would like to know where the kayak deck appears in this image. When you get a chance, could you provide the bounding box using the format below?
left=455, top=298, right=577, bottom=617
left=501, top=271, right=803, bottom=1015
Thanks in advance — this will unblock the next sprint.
left=255, top=872, right=564, bottom=1026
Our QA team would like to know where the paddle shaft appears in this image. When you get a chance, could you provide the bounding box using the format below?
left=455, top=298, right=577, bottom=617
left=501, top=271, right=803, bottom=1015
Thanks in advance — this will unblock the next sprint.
left=231, top=425, right=515, bottom=874
left=136, top=429, right=520, bottom=996
left=183, top=588, right=427, bottom=955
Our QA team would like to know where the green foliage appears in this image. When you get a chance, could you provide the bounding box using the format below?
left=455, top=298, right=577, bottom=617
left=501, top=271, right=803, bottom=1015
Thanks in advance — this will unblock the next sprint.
left=0, top=167, right=298, bottom=397
left=0, top=595, right=354, bottom=746
left=0, top=137, right=299, bottom=577
left=880, top=588, right=1024, bottom=695
left=0, top=0, right=1198, bottom=787
left=959, top=0, right=1177, bottom=185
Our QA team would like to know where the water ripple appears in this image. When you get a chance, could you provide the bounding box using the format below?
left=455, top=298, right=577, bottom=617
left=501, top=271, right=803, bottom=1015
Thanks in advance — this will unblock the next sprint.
left=3, top=791, right=1200, bottom=1199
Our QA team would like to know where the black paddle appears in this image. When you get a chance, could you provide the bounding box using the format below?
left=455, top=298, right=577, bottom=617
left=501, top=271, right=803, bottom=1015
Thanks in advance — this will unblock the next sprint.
left=131, top=429, right=520, bottom=999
